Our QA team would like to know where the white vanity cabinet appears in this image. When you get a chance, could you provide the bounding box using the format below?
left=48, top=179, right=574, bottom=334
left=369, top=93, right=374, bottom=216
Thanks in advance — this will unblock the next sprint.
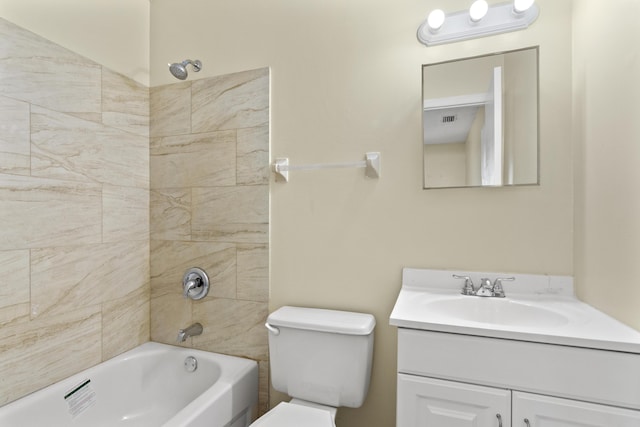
left=398, top=373, right=640, bottom=427
left=397, top=374, right=511, bottom=426
left=395, top=329, right=640, bottom=427
left=513, top=392, right=640, bottom=426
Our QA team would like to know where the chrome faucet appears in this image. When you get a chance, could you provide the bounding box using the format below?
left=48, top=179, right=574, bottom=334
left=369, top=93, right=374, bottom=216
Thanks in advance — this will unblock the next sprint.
left=453, top=274, right=475, bottom=295
left=492, top=277, right=515, bottom=297
left=475, top=278, right=494, bottom=297
left=453, top=275, right=515, bottom=298
left=177, top=322, right=203, bottom=343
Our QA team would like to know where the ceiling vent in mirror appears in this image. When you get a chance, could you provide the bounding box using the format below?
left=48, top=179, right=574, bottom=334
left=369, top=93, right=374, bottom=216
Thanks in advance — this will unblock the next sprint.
left=441, top=115, right=457, bottom=124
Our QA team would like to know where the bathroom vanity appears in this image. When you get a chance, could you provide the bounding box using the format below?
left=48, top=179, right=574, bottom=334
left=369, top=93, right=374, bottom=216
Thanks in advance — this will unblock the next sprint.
left=390, top=268, right=640, bottom=426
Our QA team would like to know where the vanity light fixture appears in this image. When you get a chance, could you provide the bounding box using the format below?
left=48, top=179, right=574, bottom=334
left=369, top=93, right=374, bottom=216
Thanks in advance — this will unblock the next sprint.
left=469, top=0, right=489, bottom=22
left=427, top=9, right=446, bottom=32
left=418, top=0, right=539, bottom=46
left=513, top=0, right=535, bottom=13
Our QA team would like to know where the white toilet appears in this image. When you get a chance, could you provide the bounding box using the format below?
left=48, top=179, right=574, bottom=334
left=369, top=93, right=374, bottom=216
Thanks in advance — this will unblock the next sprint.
left=250, top=306, right=376, bottom=427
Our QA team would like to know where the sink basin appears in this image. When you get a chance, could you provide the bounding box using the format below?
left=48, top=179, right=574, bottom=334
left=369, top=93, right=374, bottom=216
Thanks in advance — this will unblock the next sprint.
left=423, top=297, right=569, bottom=328
left=390, top=268, right=640, bottom=353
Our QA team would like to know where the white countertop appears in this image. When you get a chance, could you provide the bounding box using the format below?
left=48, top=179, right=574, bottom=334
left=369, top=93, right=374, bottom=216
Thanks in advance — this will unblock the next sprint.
left=389, top=268, right=640, bottom=354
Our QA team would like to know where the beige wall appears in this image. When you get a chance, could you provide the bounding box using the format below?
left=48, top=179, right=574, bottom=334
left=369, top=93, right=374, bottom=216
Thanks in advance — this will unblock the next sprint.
left=0, top=18, right=150, bottom=405
left=573, top=0, right=640, bottom=330
left=151, top=1, right=573, bottom=426
left=424, top=142, right=467, bottom=187
left=504, top=48, right=538, bottom=184
left=466, top=106, right=484, bottom=186
left=149, top=68, right=270, bottom=415
left=0, top=0, right=150, bottom=86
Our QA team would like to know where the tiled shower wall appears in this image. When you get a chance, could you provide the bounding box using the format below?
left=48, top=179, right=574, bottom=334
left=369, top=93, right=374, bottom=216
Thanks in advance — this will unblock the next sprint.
left=0, top=17, right=270, bottom=411
left=0, top=18, right=150, bottom=405
left=149, top=68, right=270, bottom=414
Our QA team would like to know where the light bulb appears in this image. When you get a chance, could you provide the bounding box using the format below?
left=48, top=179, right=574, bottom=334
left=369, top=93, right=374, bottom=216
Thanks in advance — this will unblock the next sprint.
left=513, top=0, right=535, bottom=13
left=469, top=0, right=489, bottom=22
left=427, top=9, right=446, bottom=32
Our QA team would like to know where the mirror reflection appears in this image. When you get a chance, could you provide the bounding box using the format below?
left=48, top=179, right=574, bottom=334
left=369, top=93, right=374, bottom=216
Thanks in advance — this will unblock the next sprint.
left=423, top=47, right=539, bottom=189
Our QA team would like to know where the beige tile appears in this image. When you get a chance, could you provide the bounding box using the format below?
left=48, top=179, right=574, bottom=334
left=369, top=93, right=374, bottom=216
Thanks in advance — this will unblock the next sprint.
left=192, top=223, right=269, bottom=244
left=150, top=130, right=236, bottom=189
left=191, top=68, right=269, bottom=133
left=192, top=298, right=268, bottom=360
left=0, top=95, right=30, bottom=175
left=258, top=360, right=270, bottom=416
left=192, top=186, right=269, bottom=244
left=150, top=240, right=236, bottom=299
left=0, top=305, right=102, bottom=405
left=31, top=242, right=149, bottom=319
left=237, top=245, right=269, bottom=302
left=103, top=185, right=150, bottom=243
left=151, top=189, right=192, bottom=241
left=31, top=106, right=148, bottom=188
left=150, top=82, right=191, bottom=137
left=0, top=304, right=30, bottom=327
left=237, top=125, right=269, bottom=186
left=0, top=174, right=101, bottom=250
left=0, top=18, right=101, bottom=115
left=102, top=68, right=150, bottom=137
left=150, top=293, right=193, bottom=346
left=102, top=284, right=150, bottom=360
left=0, top=250, right=30, bottom=324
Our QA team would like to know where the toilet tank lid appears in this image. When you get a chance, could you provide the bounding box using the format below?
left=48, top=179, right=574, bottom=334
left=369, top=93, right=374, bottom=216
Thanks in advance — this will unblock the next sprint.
left=267, top=306, right=376, bottom=335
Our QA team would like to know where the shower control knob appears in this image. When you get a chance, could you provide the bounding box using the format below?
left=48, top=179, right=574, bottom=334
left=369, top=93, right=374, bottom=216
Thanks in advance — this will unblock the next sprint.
left=182, top=267, right=210, bottom=300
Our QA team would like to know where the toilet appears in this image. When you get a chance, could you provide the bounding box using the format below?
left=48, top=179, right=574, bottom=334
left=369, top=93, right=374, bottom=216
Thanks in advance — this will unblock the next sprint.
left=250, top=306, right=376, bottom=427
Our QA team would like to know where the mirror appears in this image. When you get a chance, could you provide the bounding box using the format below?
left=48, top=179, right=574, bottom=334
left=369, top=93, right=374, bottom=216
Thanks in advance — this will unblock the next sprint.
left=422, top=47, right=539, bottom=189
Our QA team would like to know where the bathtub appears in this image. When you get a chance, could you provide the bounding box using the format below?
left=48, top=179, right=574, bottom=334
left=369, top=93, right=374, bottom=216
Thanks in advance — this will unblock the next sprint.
left=0, top=342, right=258, bottom=427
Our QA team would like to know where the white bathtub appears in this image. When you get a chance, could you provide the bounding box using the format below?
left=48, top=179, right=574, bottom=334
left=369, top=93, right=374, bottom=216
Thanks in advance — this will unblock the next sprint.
left=0, top=342, right=258, bottom=427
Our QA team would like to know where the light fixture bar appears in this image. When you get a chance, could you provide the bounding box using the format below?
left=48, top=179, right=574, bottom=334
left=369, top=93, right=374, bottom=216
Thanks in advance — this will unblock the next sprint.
left=418, top=1, right=539, bottom=47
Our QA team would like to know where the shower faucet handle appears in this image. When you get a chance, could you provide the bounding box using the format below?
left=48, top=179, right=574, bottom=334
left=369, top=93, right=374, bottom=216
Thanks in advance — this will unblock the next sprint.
left=182, top=267, right=210, bottom=300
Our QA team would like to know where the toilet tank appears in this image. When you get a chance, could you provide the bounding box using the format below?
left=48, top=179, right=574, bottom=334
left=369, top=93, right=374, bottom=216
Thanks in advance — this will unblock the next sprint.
left=266, top=306, right=376, bottom=408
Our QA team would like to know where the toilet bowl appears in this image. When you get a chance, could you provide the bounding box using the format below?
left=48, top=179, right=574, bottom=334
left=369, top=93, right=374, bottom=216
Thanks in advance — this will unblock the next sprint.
left=250, top=400, right=335, bottom=427
left=249, top=306, right=375, bottom=426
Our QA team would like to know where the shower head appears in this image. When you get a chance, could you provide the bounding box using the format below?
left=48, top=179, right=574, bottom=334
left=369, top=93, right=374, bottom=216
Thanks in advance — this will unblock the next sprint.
left=168, top=59, right=202, bottom=80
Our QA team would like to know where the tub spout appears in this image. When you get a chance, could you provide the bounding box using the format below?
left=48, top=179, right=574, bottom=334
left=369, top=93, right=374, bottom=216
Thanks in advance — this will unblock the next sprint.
left=177, top=322, right=203, bottom=343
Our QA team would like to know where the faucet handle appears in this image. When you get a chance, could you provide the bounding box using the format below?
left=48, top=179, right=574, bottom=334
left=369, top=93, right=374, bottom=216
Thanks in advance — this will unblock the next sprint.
left=183, top=275, right=201, bottom=298
left=492, top=277, right=515, bottom=298
left=453, top=274, right=475, bottom=295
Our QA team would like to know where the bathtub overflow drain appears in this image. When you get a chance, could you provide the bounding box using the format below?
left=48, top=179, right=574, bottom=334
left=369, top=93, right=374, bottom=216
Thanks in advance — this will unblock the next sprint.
left=184, top=356, right=198, bottom=373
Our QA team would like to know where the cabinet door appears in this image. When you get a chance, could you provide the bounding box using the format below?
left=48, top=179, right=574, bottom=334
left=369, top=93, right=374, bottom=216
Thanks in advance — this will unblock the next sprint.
left=398, top=374, right=511, bottom=427
left=513, top=391, right=640, bottom=427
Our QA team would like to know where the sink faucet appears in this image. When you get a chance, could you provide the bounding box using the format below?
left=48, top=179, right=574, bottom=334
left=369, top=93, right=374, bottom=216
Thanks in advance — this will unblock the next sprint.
left=453, top=275, right=515, bottom=298
left=475, top=278, right=494, bottom=297
left=452, top=275, right=475, bottom=295
left=492, top=277, right=515, bottom=297
left=177, top=322, right=203, bottom=343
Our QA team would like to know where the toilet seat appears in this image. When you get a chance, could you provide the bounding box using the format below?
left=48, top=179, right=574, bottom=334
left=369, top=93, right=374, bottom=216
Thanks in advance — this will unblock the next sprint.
left=250, top=402, right=335, bottom=427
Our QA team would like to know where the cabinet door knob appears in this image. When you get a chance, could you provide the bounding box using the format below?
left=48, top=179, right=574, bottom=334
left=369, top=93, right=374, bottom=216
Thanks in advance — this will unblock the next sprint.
left=524, top=418, right=531, bottom=427
left=496, top=414, right=503, bottom=427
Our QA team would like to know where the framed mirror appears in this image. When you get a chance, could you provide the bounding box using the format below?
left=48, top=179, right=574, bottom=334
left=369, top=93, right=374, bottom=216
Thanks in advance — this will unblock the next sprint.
left=422, top=47, right=539, bottom=189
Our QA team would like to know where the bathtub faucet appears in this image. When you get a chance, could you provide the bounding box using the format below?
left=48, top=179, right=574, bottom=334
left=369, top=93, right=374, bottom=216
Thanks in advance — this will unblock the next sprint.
left=177, top=322, right=203, bottom=343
